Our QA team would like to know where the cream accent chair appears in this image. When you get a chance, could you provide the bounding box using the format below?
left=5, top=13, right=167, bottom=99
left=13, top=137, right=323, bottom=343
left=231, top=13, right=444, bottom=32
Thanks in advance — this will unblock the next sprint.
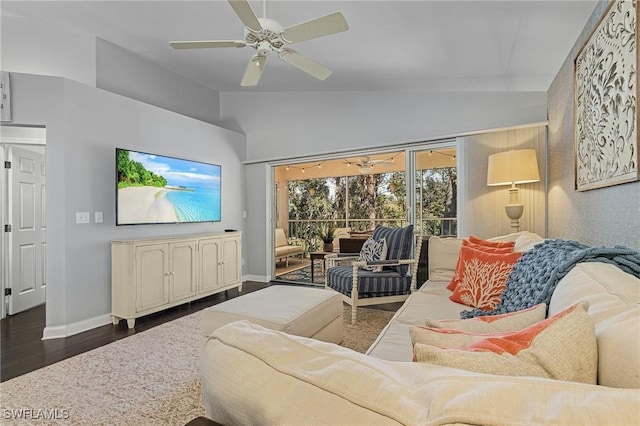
left=274, top=228, right=303, bottom=266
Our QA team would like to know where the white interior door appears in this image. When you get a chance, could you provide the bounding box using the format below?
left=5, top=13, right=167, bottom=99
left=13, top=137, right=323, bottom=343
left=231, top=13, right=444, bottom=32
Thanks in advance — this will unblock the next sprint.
left=8, top=145, right=46, bottom=314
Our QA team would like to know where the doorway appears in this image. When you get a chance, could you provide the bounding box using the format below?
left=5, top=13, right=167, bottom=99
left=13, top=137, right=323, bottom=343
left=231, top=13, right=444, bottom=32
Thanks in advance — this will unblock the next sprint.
left=271, top=143, right=457, bottom=285
left=1, top=126, right=46, bottom=319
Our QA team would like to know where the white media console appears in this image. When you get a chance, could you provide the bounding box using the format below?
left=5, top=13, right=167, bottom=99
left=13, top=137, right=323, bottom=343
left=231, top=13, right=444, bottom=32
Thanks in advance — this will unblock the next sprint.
left=111, top=232, right=242, bottom=328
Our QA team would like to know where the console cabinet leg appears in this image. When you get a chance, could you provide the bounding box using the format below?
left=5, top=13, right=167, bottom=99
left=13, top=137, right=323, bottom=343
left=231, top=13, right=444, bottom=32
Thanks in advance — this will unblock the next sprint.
left=127, top=319, right=135, bottom=329
left=112, top=316, right=120, bottom=326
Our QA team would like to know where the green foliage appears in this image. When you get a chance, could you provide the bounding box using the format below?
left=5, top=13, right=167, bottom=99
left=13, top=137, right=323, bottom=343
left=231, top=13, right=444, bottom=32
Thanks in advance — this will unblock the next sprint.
left=318, top=223, right=336, bottom=243
left=116, top=149, right=168, bottom=188
left=286, top=165, right=457, bottom=243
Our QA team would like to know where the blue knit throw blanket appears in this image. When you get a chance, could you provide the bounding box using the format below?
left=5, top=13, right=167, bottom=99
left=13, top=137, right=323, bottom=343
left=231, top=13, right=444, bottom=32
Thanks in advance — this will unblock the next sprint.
left=460, top=239, right=640, bottom=319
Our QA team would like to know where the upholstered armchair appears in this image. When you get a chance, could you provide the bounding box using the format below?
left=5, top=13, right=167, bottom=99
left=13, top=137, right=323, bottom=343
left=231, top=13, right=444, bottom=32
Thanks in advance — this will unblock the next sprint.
left=325, top=225, right=422, bottom=323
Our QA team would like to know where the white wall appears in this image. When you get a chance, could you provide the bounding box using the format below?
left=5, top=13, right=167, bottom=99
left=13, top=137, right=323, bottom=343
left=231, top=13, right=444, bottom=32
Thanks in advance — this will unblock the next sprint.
left=96, top=39, right=222, bottom=126
left=0, top=15, right=96, bottom=87
left=8, top=73, right=246, bottom=335
left=547, top=2, right=640, bottom=250
left=226, top=90, right=548, bottom=277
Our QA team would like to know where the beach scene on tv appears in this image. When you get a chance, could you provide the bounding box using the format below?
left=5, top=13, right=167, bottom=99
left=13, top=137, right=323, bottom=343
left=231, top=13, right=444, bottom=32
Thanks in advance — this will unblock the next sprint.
left=117, top=149, right=221, bottom=225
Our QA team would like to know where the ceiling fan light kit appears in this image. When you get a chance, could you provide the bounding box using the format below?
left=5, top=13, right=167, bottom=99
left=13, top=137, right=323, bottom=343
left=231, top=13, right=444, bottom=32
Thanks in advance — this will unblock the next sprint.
left=170, top=0, right=349, bottom=87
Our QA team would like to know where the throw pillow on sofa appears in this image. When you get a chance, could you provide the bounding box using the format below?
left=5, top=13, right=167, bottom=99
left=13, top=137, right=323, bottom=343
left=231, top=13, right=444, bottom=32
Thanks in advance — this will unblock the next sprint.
left=413, top=302, right=597, bottom=384
left=449, top=246, right=522, bottom=310
left=424, top=303, right=547, bottom=333
left=357, top=237, right=388, bottom=272
left=469, top=235, right=516, bottom=249
left=447, top=240, right=515, bottom=291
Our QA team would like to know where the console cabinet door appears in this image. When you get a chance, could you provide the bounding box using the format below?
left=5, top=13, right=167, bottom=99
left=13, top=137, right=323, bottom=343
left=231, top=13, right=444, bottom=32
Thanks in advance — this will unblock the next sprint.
left=135, top=244, right=170, bottom=312
left=221, top=236, right=241, bottom=287
left=169, top=241, right=197, bottom=302
left=199, top=238, right=220, bottom=293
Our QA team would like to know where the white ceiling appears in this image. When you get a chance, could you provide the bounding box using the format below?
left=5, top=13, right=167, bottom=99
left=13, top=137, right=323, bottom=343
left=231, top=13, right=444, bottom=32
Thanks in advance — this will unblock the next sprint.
left=1, top=0, right=598, bottom=93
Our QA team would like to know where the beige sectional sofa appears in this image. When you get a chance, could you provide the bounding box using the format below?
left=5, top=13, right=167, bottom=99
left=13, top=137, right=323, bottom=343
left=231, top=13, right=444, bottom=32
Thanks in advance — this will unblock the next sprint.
left=202, top=232, right=640, bottom=425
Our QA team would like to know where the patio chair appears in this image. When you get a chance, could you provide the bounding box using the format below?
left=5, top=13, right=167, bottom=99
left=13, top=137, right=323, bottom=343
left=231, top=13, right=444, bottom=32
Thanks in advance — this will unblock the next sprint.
left=325, top=225, right=422, bottom=323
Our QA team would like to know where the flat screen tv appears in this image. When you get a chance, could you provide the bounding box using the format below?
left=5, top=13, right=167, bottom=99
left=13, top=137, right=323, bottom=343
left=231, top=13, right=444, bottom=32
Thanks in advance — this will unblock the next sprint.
left=116, top=148, right=221, bottom=225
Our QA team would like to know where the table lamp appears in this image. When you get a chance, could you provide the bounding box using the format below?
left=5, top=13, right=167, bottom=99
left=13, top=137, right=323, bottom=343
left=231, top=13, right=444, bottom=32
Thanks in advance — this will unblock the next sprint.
left=487, top=149, right=540, bottom=231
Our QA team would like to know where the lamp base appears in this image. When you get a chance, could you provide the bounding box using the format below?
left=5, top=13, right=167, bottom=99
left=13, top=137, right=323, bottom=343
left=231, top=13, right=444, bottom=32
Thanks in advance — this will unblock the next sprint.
left=504, top=203, right=524, bottom=232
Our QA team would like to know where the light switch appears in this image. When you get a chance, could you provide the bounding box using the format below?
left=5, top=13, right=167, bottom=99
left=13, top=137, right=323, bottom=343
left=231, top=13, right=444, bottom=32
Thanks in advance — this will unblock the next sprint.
left=95, top=212, right=104, bottom=223
left=76, top=212, right=90, bottom=224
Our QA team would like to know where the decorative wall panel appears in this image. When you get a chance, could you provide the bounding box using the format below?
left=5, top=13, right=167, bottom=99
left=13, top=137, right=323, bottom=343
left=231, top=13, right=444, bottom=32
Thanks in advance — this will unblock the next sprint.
left=574, top=0, right=638, bottom=191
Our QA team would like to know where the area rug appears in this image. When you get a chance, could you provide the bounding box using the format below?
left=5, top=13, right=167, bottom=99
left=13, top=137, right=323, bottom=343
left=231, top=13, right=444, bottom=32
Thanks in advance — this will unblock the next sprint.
left=0, top=304, right=395, bottom=425
left=275, top=260, right=325, bottom=285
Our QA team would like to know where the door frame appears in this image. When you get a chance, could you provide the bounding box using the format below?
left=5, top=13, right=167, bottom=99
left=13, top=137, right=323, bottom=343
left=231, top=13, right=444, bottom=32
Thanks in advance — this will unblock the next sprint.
left=0, top=125, right=46, bottom=319
left=404, top=140, right=458, bottom=235
left=267, top=139, right=458, bottom=281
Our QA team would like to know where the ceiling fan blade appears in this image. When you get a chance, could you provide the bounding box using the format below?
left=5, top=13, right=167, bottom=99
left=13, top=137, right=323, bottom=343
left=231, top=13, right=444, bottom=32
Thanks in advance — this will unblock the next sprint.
left=170, top=40, right=246, bottom=49
left=282, top=12, right=348, bottom=44
left=228, top=0, right=262, bottom=31
left=279, top=49, right=332, bottom=81
left=241, top=54, right=267, bottom=87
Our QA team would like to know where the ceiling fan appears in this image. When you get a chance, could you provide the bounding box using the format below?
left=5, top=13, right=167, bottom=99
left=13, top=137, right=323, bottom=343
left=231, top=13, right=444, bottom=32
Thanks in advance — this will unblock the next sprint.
left=170, top=0, right=349, bottom=86
left=351, top=156, right=396, bottom=174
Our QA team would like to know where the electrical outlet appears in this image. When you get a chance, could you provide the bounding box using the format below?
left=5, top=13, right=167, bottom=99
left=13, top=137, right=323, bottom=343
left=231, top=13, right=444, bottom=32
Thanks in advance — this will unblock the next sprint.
left=76, top=212, right=90, bottom=224
left=95, top=212, right=104, bottom=223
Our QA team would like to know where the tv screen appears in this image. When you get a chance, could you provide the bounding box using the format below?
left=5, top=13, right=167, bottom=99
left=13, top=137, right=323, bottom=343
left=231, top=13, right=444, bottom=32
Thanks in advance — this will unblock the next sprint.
left=116, top=148, right=221, bottom=225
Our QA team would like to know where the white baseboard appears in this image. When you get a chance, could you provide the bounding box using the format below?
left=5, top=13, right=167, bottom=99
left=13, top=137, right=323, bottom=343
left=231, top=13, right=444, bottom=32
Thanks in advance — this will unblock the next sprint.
left=42, top=313, right=113, bottom=340
left=243, top=274, right=270, bottom=283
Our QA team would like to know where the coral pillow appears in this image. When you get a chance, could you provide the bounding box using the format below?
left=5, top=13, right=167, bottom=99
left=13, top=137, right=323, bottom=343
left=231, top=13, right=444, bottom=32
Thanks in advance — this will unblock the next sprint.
left=413, top=302, right=597, bottom=384
left=468, top=235, right=515, bottom=249
left=446, top=240, right=514, bottom=291
left=449, top=246, right=522, bottom=310
left=425, top=303, right=547, bottom=333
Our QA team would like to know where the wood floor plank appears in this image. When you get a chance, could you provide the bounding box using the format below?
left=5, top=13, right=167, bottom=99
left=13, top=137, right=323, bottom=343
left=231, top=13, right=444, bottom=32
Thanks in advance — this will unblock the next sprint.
left=1, top=281, right=269, bottom=382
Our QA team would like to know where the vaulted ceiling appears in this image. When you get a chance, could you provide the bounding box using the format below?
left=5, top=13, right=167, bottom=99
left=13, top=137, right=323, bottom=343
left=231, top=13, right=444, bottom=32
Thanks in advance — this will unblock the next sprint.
left=1, top=1, right=598, bottom=93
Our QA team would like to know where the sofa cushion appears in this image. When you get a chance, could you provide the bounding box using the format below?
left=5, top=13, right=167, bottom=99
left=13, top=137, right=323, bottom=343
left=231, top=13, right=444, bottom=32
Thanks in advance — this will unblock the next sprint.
left=449, top=247, right=522, bottom=310
left=427, top=236, right=462, bottom=281
left=326, top=265, right=411, bottom=299
left=373, top=224, right=413, bottom=275
left=203, top=320, right=639, bottom=426
left=414, top=302, right=598, bottom=384
left=274, top=228, right=289, bottom=247
left=549, top=262, right=640, bottom=388
left=425, top=303, right=546, bottom=333
left=469, top=235, right=516, bottom=249
left=275, top=245, right=303, bottom=257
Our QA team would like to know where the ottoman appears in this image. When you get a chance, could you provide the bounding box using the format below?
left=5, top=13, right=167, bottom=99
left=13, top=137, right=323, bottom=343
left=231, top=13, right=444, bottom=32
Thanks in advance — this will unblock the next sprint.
left=201, top=285, right=343, bottom=344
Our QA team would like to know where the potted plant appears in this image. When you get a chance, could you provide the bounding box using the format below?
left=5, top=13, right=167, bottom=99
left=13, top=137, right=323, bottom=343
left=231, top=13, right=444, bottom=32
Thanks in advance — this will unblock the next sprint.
left=318, top=223, right=336, bottom=252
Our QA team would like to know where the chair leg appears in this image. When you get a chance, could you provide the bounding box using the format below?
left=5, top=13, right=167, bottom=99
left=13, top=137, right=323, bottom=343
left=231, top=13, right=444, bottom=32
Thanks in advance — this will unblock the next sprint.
left=351, top=266, right=358, bottom=324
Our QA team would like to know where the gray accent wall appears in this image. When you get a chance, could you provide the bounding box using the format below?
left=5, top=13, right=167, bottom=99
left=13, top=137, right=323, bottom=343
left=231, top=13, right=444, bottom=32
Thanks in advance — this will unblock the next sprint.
left=8, top=73, right=245, bottom=332
left=547, top=2, right=640, bottom=250
left=222, top=91, right=548, bottom=162
left=96, top=39, right=222, bottom=126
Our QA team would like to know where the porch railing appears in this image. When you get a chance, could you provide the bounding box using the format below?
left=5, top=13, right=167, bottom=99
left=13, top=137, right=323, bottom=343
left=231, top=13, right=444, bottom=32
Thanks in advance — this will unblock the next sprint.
left=286, top=218, right=457, bottom=254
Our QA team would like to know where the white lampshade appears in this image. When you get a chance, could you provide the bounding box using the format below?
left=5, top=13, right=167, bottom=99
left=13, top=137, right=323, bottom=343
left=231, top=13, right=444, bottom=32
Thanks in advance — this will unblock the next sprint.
left=487, top=149, right=540, bottom=186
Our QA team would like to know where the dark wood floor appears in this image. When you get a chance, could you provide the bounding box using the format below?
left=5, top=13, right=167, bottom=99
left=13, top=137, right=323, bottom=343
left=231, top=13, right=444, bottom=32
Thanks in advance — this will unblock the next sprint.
left=1, top=281, right=269, bottom=382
